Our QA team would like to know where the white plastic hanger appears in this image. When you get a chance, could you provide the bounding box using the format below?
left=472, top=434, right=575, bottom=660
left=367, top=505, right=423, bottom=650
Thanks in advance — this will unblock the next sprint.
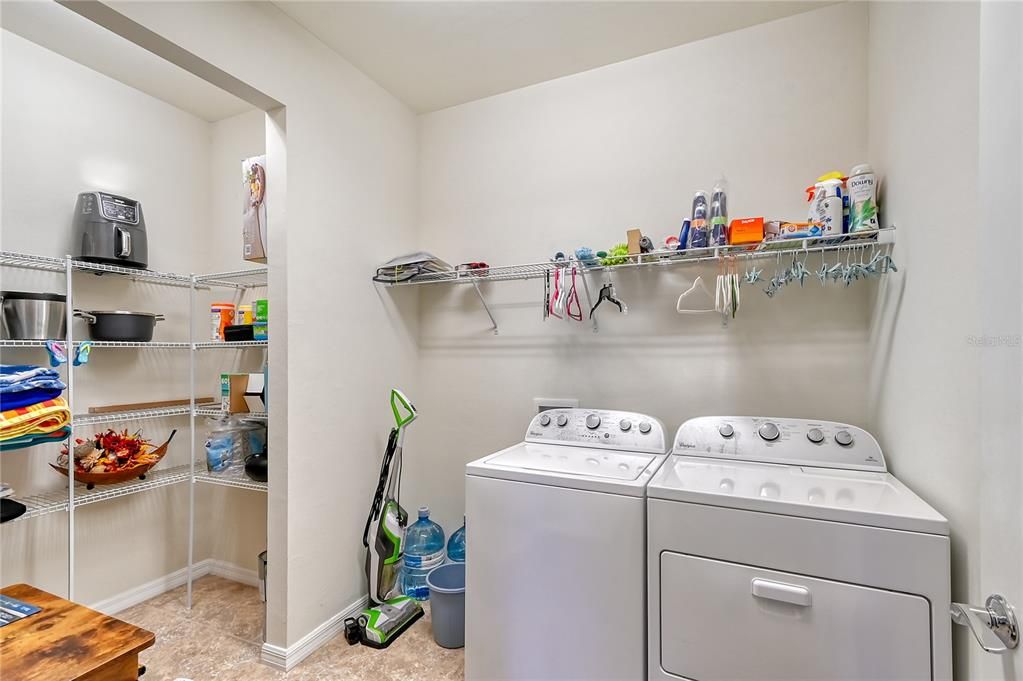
left=676, top=276, right=716, bottom=313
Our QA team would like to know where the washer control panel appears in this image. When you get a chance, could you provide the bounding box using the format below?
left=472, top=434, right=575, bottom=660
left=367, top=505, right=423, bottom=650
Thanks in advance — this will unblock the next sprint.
left=672, top=416, right=885, bottom=471
left=527, top=409, right=667, bottom=454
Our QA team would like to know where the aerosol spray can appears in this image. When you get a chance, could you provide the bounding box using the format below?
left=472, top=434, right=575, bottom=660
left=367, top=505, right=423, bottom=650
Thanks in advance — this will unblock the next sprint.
left=689, top=191, right=710, bottom=249
left=709, top=181, right=728, bottom=246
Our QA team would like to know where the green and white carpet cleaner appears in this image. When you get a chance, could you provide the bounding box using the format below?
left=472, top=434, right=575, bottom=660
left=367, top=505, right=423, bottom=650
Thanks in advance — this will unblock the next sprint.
left=347, top=389, right=424, bottom=649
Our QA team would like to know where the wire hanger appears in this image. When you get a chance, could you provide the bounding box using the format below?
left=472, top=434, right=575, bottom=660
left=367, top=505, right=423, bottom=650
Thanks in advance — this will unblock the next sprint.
left=590, top=278, right=627, bottom=318
left=676, top=276, right=716, bottom=313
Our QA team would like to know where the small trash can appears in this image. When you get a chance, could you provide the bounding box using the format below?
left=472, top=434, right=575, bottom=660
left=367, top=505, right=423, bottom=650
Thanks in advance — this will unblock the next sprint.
left=426, top=562, right=465, bottom=649
left=258, top=550, right=268, bottom=642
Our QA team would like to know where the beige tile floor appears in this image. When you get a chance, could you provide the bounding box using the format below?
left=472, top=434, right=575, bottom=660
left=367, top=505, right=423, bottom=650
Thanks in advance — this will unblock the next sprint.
left=118, top=575, right=464, bottom=681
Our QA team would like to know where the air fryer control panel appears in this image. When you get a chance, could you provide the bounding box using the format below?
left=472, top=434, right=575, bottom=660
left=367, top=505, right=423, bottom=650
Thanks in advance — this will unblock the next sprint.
left=526, top=408, right=668, bottom=454
left=673, top=416, right=885, bottom=471
left=98, top=193, right=139, bottom=224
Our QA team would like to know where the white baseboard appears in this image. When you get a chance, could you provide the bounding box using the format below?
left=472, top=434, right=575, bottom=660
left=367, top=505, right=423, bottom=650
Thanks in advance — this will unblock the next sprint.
left=260, top=594, right=368, bottom=671
left=89, top=558, right=259, bottom=615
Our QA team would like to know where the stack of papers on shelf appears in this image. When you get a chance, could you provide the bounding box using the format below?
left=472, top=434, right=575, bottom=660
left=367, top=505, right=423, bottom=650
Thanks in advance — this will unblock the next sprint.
left=374, top=252, right=452, bottom=283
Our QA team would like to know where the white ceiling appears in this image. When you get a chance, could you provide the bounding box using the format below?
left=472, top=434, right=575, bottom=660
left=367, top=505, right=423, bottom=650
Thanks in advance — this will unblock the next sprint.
left=275, top=1, right=831, bottom=113
left=1, top=1, right=253, bottom=122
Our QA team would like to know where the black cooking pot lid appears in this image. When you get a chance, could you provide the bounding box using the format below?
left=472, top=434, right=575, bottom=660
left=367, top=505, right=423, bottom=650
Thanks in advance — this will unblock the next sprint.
left=1, top=291, right=66, bottom=303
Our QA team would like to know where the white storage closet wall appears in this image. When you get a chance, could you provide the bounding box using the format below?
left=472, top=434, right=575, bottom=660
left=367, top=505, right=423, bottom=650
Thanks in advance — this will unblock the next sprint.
left=411, top=2, right=871, bottom=534
left=0, top=30, right=267, bottom=604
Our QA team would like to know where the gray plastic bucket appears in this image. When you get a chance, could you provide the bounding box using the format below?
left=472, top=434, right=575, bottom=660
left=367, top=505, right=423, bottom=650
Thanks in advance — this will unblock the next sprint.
left=427, top=562, right=465, bottom=649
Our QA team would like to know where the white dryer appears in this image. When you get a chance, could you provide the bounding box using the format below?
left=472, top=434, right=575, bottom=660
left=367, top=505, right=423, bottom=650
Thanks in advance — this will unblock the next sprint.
left=647, top=416, right=951, bottom=681
left=466, top=408, right=669, bottom=681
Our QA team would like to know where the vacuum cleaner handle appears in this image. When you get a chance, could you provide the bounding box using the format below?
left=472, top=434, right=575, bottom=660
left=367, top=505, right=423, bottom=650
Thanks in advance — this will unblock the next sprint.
left=363, top=428, right=399, bottom=548
left=391, top=389, right=417, bottom=428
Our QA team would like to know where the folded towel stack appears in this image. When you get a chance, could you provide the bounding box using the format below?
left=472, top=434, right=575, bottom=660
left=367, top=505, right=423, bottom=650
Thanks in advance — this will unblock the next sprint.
left=0, top=365, right=70, bottom=451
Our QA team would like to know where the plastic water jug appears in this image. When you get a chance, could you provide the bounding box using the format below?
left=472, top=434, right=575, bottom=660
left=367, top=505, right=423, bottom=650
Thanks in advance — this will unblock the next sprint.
left=447, top=517, right=466, bottom=563
left=403, top=506, right=445, bottom=600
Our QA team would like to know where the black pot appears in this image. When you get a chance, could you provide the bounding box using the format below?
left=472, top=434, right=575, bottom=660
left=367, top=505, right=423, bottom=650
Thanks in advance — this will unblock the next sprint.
left=75, top=310, right=164, bottom=342
left=244, top=453, right=268, bottom=483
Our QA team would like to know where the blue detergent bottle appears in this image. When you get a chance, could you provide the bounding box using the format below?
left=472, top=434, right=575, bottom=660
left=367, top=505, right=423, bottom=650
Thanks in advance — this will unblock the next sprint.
left=402, top=506, right=445, bottom=600
left=447, top=517, right=466, bottom=563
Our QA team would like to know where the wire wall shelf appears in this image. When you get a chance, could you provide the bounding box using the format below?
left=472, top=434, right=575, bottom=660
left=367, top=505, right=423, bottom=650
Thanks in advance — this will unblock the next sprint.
left=194, top=466, right=267, bottom=492
left=195, top=340, right=268, bottom=349
left=0, top=250, right=267, bottom=289
left=193, top=408, right=267, bottom=420
left=5, top=464, right=191, bottom=522
left=0, top=340, right=191, bottom=349
left=195, top=267, right=268, bottom=289
left=74, top=406, right=194, bottom=427
left=377, top=228, right=896, bottom=287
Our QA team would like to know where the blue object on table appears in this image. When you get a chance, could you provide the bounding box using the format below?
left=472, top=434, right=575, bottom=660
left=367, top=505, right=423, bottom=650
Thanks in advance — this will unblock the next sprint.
left=0, top=594, right=42, bottom=626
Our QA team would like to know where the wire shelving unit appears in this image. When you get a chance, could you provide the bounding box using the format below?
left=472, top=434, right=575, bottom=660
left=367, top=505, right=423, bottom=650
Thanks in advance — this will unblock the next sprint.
left=0, top=252, right=270, bottom=606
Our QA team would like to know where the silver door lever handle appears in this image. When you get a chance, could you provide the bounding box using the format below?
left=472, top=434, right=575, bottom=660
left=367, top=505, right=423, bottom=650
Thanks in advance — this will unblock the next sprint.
left=951, top=594, right=1019, bottom=654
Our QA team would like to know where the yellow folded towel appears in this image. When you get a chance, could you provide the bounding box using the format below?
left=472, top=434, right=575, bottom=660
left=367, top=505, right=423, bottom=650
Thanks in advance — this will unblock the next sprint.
left=0, top=397, right=71, bottom=441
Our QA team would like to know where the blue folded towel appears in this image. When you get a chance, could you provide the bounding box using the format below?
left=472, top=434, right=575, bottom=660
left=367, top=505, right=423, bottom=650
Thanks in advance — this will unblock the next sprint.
left=0, top=365, right=66, bottom=394
left=0, top=388, right=63, bottom=411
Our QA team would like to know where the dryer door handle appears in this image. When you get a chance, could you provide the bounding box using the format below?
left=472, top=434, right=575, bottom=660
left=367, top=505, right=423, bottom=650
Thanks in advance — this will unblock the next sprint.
left=751, top=579, right=812, bottom=607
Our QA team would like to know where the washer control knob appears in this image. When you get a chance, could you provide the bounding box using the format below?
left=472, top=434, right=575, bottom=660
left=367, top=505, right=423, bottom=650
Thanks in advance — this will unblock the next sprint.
left=556, top=414, right=568, bottom=427
left=585, top=414, right=601, bottom=430
left=539, top=414, right=551, bottom=427
left=758, top=422, right=780, bottom=441
left=718, top=423, right=734, bottom=438
left=619, top=419, right=632, bottom=432
left=835, top=430, right=854, bottom=447
left=807, top=428, right=824, bottom=444
left=638, top=421, right=652, bottom=434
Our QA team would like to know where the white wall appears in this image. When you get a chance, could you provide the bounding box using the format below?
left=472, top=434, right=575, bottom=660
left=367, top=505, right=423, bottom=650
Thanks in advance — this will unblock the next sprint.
left=412, top=2, right=872, bottom=534
left=869, top=3, right=1023, bottom=679
left=106, top=1, right=420, bottom=647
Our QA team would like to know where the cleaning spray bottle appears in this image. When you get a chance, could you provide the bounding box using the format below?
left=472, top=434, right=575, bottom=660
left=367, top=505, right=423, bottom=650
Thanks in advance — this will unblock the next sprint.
left=806, top=179, right=844, bottom=237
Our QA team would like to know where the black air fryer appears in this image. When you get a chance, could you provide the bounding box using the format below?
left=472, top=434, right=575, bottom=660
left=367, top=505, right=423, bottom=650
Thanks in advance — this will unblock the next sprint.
left=74, top=192, right=148, bottom=269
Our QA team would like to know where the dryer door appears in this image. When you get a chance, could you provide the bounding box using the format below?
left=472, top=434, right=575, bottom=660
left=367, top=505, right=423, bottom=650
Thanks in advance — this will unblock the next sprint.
left=659, top=553, right=932, bottom=680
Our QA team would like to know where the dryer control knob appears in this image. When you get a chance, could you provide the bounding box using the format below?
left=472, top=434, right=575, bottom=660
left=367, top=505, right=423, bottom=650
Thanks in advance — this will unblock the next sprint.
left=619, top=419, right=632, bottom=432
left=638, top=421, right=652, bottom=434
left=835, top=430, right=854, bottom=447
left=807, top=428, right=824, bottom=443
left=758, top=422, right=780, bottom=441
left=718, top=423, right=734, bottom=438
left=539, top=414, right=551, bottom=427
left=585, top=414, right=601, bottom=430
left=556, top=414, right=568, bottom=427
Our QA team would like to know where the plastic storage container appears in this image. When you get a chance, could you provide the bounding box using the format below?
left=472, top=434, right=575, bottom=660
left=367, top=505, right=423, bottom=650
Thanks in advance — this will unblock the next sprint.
left=447, top=517, right=466, bottom=563
left=402, top=507, right=445, bottom=600
left=427, top=562, right=466, bottom=649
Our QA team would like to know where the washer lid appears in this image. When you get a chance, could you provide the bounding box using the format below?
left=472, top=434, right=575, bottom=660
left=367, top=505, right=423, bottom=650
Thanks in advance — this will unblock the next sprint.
left=466, top=442, right=665, bottom=497
left=647, top=457, right=949, bottom=535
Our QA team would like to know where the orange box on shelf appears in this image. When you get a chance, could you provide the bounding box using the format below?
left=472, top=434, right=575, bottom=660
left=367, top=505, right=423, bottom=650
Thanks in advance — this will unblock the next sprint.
left=728, top=217, right=765, bottom=245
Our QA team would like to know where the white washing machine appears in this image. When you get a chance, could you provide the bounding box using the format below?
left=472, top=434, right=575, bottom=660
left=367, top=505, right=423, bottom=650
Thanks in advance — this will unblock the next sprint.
left=466, top=408, right=669, bottom=681
left=647, top=416, right=951, bottom=681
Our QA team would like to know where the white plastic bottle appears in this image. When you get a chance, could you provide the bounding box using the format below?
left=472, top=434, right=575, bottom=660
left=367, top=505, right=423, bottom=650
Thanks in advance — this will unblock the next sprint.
left=807, top=179, right=844, bottom=237
left=847, top=164, right=879, bottom=232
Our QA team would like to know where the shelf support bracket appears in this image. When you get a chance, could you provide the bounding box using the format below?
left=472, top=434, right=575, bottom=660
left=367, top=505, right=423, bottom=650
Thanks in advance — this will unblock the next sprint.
left=470, top=278, right=499, bottom=335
